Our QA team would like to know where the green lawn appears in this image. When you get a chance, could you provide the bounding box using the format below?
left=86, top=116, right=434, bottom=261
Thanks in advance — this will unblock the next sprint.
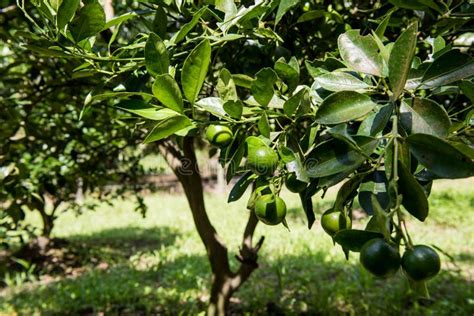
left=1, top=179, right=473, bottom=315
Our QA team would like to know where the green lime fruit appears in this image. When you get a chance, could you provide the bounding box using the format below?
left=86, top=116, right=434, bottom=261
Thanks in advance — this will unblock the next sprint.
left=285, top=173, right=307, bottom=193
left=320, top=209, right=351, bottom=236
left=402, top=245, right=441, bottom=281
left=206, top=125, right=233, bottom=147
left=360, top=238, right=401, bottom=277
left=254, top=194, right=287, bottom=225
left=247, top=146, right=279, bottom=175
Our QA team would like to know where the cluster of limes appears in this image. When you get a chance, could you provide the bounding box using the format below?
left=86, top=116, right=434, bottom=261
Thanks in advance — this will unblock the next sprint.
left=206, top=125, right=441, bottom=283
left=320, top=210, right=441, bottom=281
left=205, top=125, right=309, bottom=226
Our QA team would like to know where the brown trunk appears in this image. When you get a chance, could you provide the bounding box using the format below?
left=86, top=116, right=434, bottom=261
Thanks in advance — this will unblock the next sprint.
left=158, top=138, right=263, bottom=315
left=39, top=212, right=53, bottom=237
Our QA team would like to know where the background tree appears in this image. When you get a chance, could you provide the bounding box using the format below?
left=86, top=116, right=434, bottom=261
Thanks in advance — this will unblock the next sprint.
left=0, top=0, right=148, bottom=250
left=13, top=0, right=474, bottom=314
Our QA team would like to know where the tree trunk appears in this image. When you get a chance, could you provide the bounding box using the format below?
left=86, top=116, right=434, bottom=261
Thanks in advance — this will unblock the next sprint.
left=38, top=208, right=54, bottom=238
left=158, top=138, right=263, bottom=315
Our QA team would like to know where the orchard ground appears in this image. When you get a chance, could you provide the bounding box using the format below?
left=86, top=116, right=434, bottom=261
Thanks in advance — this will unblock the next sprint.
left=0, top=178, right=472, bottom=315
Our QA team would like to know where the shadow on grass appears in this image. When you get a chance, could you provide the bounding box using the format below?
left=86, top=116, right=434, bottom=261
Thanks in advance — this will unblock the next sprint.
left=1, top=239, right=473, bottom=315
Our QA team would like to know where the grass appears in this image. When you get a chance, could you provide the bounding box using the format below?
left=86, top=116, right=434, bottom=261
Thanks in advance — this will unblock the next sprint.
left=0, top=179, right=473, bottom=315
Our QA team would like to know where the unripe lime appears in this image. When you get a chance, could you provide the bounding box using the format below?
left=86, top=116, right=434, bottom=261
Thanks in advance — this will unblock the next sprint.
left=360, top=238, right=401, bottom=277
left=254, top=194, right=287, bottom=225
left=402, top=245, right=441, bottom=281
left=247, top=146, right=279, bottom=175
left=206, top=125, right=233, bottom=147
left=320, top=209, right=351, bottom=236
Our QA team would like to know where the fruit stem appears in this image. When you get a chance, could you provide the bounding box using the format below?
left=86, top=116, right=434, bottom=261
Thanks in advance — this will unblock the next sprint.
left=402, top=219, right=414, bottom=248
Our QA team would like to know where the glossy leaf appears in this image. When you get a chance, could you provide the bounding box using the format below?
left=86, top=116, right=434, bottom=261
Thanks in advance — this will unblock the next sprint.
left=228, top=171, right=254, bottom=202
left=196, top=97, right=226, bottom=117
left=144, top=115, right=192, bottom=143
left=388, top=22, right=418, bottom=100
left=333, top=174, right=364, bottom=210
left=145, top=33, right=169, bottom=77
left=338, top=30, right=383, bottom=76
left=251, top=68, right=278, bottom=107
left=217, top=68, right=238, bottom=101
left=306, top=136, right=379, bottom=177
left=398, top=161, right=429, bottom=221
left=275, top=0, right=299, bottom=26
left=459, top=80, right=474, bottom=102
left=57, top=0, right=80, bottom=29
left=315, top=91, right=377, bottom=125
left=299, top=188, right=316, bottom=229
left=223, top=100, right=243, bottom=119
left=274, top=57, right=299, bottom=93
left=170, top=7, right=207, bottom=44
left=333, top=229, right=384, bottom=252
left=69, top=2, right=105, bottom=42
left=407, top=134, right=474, bottom=178
left=315, top=72, right=371, bottom=92
left=116, top=100, right=177, bottom=120
left=400, top=98, right=450, bottom=137
left=420, top=50, right=474, bottom=89
left=182, top=39, right=211, bottom=103
left=358, top=171, right=389, bottom=215
left=357, top=104, right=393, bottom=136
left=258, top=112, right=271, bottom=138
left=152, top=74, right=183, bottom=113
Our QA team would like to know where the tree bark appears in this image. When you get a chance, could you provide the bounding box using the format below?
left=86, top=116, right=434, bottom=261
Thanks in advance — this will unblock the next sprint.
left=158, top=138, right=263, bottom=315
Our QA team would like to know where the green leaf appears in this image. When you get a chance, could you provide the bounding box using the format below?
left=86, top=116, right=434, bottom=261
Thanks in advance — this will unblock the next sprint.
left=251, top=68, right=278, bottom=107
left=283, top=88, right=305, bottom=116
left=228, top=171, right=254, bottom=203
left=338, top=30, right=384, bottom=76
left=398, top=161, right=429, bottom=221
left=306, top=136, right=379, bottom=177
left=258, top=112, right=271, bottom=138
left=375, top=12, right=392, bottom=38
left=69, top=2, right=105, bottom=42
left=116, top=100, right=178, bottom=120
left=296, top=10, right=325, bottom=23
left=274, top=57, right=299, bottom=93
left=182, top=39, right=211, bottom=103
left=217, top=68, right=238, bottom=101
left=389, top=0, right=442, bottom=12
left=407, top=134, right=474, bottom=179
left=315, top=91, right=377, bottom=125
left=275, top=0, right=299, bottom=26
left=333, top=229, right=384, bottom=252
left=144, top=115, right=192, bottom=143
left=57, top=0, right=80, bottom=29
left=358, top=171, right=389, bottom=215
left=420, top=50, right=474, bottom=89
left=400, top=98, right=450, bottom=138
left=357, top=104, right=393, bottom=136
left=152, top=7, right=167, bottom=38
left=170, top=7, right=207, bottom=44
left=232, top=74, right=253, bottom=89
left=223, top=100, right=243, bottom=119
left=315, top=72, right=371, bottom=92
left=299, top=188, right=316, bottom=229
left=196, top=97, right=226, bottom=117
left=333, top=174, right=364, bottom=210
left=152, top=74, right=184, bottom=113
left=459, top=80, right=474, bottom=103
left=145, top=33, right=169, bottom=77
left=102, top=12, right=137, bottom=30
left=50, top=0, right=62, bottom=12
left=388, top=22, right=418, bottom=100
